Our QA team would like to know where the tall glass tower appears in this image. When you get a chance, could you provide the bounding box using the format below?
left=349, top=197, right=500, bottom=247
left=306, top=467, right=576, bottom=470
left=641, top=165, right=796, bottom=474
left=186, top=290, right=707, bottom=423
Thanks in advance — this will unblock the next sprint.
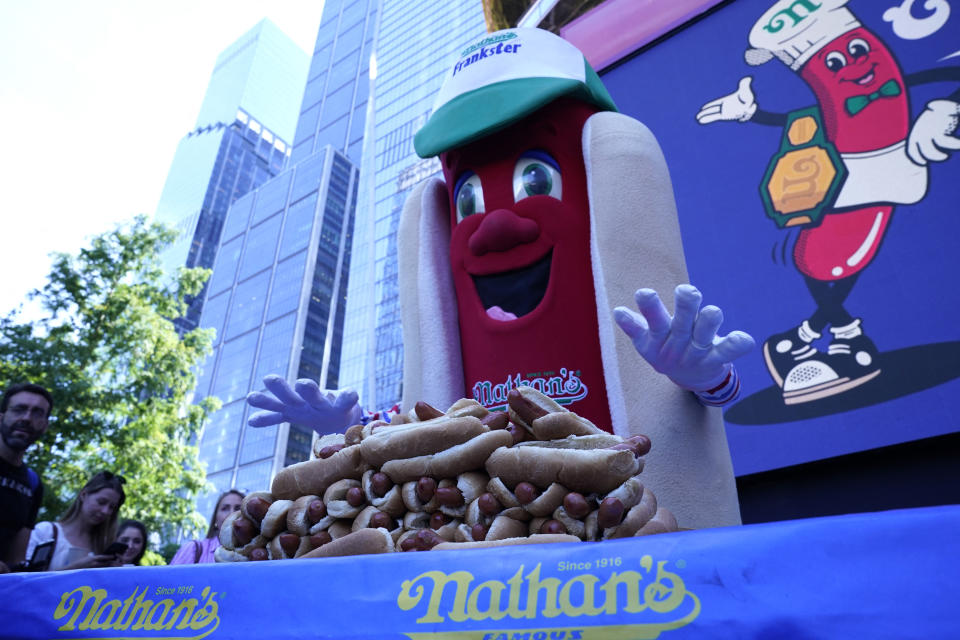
left=289, top=0, right=379, bottom=167
left=192, top=147, right=358, bottom=515
left=154, top=19, right=309, bottom=334
left=189, top=0, right=377, bottom=513
left=338, top=1, right=488, bottom=411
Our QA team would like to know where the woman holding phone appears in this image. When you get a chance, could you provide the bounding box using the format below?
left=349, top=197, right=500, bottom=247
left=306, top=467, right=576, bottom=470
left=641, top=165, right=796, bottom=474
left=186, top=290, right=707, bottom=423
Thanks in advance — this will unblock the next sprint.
left=26, top=471, right=127, bottom=570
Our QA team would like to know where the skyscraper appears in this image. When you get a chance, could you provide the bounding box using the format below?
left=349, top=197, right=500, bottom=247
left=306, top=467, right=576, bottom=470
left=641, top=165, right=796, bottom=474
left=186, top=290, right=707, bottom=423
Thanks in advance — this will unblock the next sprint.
left=192, top=147, right=359, bottom=514
left=338, top=0, right=488, bottom=411
left=289, top=0, right=378, bottom=167
left=189, top=1, right=377, bottom=513
left=154, top=19, right=309, bottom=333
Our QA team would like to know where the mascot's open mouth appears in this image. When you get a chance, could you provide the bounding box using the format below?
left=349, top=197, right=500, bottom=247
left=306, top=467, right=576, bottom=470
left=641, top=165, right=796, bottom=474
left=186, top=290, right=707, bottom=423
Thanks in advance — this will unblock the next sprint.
left=472, top=252, right=552, bottom=321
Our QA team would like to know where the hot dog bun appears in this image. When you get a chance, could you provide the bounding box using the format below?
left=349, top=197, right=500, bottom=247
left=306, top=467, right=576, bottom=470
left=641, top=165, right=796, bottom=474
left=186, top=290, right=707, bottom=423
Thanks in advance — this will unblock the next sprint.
left=300, top=527, right=396, bottom=558
left=382, top=430, right=513, bottom=483
left=360, top=416, right=487, bottom=467
left=486, top=445, right=640, bottom=494
left=433, top=533, right=581, bottom=551
left=271, top=444, right=366, bottom=500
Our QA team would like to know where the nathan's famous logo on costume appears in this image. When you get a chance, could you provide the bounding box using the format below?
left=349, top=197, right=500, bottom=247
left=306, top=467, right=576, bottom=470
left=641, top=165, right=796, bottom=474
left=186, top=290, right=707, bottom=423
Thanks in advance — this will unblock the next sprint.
left=453, top=32, right=522, bottom=76
left=472, top=368, right=588, bottom=411
left=52, top=584, right=220, bottom=639
left=396, top=555, right=700, bottom=639
left=460, top=32, right=518, bottom=58
left=697, top=0, right=959, bottom=407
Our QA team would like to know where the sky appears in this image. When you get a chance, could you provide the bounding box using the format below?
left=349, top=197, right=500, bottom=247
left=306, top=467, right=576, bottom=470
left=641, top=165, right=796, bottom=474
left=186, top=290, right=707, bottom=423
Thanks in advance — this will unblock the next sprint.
left=0, top=1, right=325, bottom=318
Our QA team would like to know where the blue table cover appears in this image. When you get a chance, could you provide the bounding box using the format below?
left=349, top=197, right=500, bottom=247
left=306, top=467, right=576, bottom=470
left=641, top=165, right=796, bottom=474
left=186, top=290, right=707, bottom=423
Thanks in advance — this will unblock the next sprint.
left=2, top=505, right=956, bottom=639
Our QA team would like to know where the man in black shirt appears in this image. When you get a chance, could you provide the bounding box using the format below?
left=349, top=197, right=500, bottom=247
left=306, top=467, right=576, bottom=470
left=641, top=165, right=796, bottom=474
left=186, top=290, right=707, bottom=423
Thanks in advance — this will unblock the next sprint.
left=0, top=383, right=51, bottom=573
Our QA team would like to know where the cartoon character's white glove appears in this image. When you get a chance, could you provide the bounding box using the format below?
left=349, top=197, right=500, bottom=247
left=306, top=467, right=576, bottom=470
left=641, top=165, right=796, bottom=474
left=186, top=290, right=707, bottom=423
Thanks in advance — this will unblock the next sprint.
left=247, top=375, right=361, bottom=434
left=696, top=77, right=757, bottom=124
left=613, top=285, right=755, bottom=394
left=907, top=99, right=960, bottom=165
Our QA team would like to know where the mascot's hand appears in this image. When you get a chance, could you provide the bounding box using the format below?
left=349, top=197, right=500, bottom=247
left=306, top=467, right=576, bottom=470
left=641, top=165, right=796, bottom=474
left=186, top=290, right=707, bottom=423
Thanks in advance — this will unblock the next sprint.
left=696, top=76, right=757, bottom=124
left=613, top=285, right=755, bottom=393
left=247, top=375, right=361, bottom=434
left=907, top=99, right=960, bottom=165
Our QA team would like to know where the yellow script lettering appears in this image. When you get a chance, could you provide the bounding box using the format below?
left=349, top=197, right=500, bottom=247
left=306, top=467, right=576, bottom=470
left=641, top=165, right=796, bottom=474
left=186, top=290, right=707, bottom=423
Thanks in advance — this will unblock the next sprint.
left=54, top=586, right=105, bottom=631
left=600, top=571, right=647, bottom=614
left=558, top=574, right=604, bottom=617
left=644, top=561, right=688, bottom=614
left=465, top=579, right=510, bottom=621
left=524, top=564, right=562, bottom=619
left=397, top=570, right=475, bottom=623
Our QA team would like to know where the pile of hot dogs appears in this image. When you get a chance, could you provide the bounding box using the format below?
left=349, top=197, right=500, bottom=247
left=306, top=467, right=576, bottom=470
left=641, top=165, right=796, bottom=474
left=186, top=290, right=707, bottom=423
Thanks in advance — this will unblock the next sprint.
left=215, top=386, right=678, bottom=561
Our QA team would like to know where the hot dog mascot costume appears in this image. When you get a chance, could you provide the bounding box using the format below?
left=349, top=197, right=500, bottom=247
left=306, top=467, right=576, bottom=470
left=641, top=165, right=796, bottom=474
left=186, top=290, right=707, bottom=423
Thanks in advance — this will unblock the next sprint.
left=249, top=28, right=756, bottom=530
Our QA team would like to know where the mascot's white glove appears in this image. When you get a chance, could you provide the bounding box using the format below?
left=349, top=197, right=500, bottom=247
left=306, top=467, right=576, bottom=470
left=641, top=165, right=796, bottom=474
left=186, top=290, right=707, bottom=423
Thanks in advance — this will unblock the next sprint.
left=247, top=375, right=362, bottom=434
left=613, top=285, right=755, bottom=393
left=696, top=77, right=758, bottom=124
left=907, top=99, right=960, bottom=165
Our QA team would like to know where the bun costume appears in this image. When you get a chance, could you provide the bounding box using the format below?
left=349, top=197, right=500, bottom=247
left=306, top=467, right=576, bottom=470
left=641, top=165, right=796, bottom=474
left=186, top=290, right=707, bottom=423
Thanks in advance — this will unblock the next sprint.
left=402, top=28, right=745, bottom=529
left=249, top=28, right=755, bottom=531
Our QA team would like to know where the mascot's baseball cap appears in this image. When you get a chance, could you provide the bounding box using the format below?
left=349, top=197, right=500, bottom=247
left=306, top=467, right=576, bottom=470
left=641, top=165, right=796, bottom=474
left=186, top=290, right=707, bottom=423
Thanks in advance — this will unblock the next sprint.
left=414, top=27, right=617, bottom=158
left=746, top=0, right=859, bottom=71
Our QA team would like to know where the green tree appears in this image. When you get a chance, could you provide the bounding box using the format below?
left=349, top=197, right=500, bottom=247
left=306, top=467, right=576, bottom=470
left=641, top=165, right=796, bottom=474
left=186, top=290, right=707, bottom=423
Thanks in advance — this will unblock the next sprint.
left=0, top=216, right=220, bottom=552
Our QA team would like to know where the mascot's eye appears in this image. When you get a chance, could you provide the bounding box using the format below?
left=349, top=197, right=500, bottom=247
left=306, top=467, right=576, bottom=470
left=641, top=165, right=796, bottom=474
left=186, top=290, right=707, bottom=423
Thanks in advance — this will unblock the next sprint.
left=513, top=151, right=562, bottom=202
left=847, top=38, right=870, bottom=59
left=825, top=51, right=847, bottom=72
left=454, top=172, right=485, bottom=222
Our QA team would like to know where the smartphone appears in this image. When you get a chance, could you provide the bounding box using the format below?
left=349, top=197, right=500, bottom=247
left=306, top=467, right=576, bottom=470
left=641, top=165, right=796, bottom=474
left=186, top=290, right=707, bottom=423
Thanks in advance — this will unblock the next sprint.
left=25, top=540, right=55, bottom=572
left=104, top=541, right=128, bottom=557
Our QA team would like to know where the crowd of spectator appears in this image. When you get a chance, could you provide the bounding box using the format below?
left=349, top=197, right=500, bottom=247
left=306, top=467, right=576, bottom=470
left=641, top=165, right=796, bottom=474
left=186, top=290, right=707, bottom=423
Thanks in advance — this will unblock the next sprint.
left=1, top=382, right=242, bottom=572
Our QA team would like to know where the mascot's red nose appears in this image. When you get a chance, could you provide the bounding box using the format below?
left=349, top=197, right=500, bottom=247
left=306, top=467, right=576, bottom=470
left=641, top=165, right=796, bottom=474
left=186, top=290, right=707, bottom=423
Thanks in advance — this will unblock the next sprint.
left=468, top=209, right=540, bottom=256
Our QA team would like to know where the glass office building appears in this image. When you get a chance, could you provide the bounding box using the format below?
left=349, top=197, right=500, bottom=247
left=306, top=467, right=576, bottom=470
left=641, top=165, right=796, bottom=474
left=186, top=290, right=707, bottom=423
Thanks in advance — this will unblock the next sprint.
left=338, top=0, right=487, bottom=411
left=155, top=19, right=309, bottom=334
left=192, top=146, right=359, bottom=516
left=289, top=0, right=379, bottom=167
left=189, top=1, right=376, bottom=512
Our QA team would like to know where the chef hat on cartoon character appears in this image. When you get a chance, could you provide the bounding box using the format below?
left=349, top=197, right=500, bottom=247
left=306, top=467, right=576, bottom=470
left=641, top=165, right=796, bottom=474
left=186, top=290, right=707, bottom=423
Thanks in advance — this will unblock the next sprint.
left=414, top=27, right=617, bottom=158
left=745, top=0, right=860, bottom=71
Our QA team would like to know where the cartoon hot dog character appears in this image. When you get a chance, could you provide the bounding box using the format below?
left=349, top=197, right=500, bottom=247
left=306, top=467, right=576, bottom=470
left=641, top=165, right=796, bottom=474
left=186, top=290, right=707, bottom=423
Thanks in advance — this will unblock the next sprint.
left=249, top=28, right=756, bottom=530
left=697, top=0, right=960, bottom=404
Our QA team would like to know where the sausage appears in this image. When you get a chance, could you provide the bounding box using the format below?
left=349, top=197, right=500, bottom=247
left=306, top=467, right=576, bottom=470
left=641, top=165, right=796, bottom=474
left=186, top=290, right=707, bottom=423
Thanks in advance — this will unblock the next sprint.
left=507, top=388, right=550, bottom=427
left=563, top=492, right=590, bottom=519
left=307, top=499, right=327, bottom=524
left=597, top=497, right=625, bottom=529
left=369, top=511, right=394, bottom=530
left=232, top=516, right=256, bottom=546
left=608, top=434, right=652, bottom=458
left=309, top=530, right=332, bottom=548
left=245, top=496, right=271, bottom=525
left=477, top=493, right=501, bottom=516
left=435, top=486, right=465, bottom=508
left=481, top=411, right=510, bottom=430
left=414, top=401, right=445, bottom=421
left=278, top=533, right=300, bottom=557
left=515, top=482, right=539, bottom=505
left=430, top=512, right=452, bottom=530
left=318, top=443, right=346, bottom=459
left=370, top=472, right=393, bottom=497
left=346, top=487, right=366, bottom=507
left=540, top=520, right=566, bottom=535
left=416, top=477, right=437, bottom=503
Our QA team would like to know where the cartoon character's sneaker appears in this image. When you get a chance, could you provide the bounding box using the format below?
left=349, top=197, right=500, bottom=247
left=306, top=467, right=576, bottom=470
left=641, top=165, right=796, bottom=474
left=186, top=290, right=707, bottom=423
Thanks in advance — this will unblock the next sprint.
left=779, top=319, right=881, bottom=405
left=763, top=321, right=820, bottom=389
